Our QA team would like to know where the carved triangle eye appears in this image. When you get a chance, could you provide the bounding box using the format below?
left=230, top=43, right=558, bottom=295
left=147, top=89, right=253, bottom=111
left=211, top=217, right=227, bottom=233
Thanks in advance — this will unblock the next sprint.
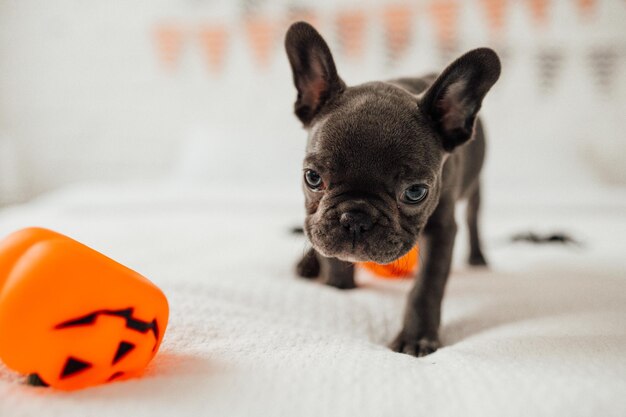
left=60, top=357, right=92, bottom=378
left=112, top=341, right=135, bottom=365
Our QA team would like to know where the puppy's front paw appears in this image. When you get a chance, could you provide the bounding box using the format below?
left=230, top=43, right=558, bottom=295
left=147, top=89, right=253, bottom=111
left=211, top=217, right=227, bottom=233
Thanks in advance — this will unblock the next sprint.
left=319, top=257, right=356, bottom=289
left=296, top=248, right=320, bottom=279
left=389, top=333, right=440, bottom=357
left=323, top=275, right=357, bottom=290
left=468, top=252, right=488, bottom=266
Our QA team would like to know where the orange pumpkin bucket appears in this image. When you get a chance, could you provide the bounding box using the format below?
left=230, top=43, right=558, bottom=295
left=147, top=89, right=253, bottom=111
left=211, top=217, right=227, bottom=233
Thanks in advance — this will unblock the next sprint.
left=0, top=227, right=169, bottom=390
left=359, top=245, right=419, bottom=279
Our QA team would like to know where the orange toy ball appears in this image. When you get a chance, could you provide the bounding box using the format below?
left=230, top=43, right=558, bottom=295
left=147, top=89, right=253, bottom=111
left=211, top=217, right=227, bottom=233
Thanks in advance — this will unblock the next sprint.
left=359, top=246, right=419, bottom=279
left=0, top=227, right=169, bottom=391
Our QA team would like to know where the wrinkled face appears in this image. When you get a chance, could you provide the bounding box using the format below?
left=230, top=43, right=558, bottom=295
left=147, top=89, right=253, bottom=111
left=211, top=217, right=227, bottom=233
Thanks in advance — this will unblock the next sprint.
left=302, top=84, right=445, bottom=263
left=285, top=22, right=501, bottom=263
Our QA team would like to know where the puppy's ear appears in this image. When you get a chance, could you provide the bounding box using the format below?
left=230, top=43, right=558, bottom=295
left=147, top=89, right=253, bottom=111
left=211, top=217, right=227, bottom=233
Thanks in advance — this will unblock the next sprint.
left=285, top=22, right=345, bottom=126
left=420, top=48, right=501, bottom=151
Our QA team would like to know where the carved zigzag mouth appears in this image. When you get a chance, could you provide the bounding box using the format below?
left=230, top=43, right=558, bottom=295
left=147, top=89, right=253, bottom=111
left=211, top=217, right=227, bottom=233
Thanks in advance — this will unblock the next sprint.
left=55, top=307, right=159, bottom=341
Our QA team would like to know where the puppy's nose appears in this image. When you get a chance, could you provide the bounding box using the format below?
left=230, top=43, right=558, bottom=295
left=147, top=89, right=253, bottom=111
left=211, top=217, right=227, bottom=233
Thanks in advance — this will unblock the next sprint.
left=340, top=211, right=373, bottom=235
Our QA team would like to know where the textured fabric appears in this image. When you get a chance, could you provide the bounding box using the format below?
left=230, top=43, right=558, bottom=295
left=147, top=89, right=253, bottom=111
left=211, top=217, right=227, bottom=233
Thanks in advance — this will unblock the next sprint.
left=0, top=183, right=625, bottom=417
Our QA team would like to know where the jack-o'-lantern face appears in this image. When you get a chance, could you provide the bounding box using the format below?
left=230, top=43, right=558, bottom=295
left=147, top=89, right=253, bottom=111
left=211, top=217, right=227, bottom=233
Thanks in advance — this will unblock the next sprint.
left=27, top=307, right=162, bottom=388
left=0, top=228, right=169, bottom=391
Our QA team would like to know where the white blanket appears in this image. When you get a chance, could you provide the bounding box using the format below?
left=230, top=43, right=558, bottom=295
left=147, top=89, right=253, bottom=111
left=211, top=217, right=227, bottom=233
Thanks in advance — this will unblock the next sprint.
left=0, top=182, right=625, bottom=417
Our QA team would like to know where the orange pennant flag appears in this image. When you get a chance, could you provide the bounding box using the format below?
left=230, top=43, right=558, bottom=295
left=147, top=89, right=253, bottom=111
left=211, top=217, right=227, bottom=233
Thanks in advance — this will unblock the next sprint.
left=428, top=0, right=460, bottom=48
left=479, top=0, right=508, bottom=36
left=577, top=0, right=596, bottom=19
left=527, top=0, right=549, bottom=26
left=336, top=10, right=367, bottom=60
left=198, top=25, right=228, bottom=74
left=382, top=4, right=414, bottom=61
left=154, top=23, right=184, bottom=71
left=245, top=16, right=276, bottom=69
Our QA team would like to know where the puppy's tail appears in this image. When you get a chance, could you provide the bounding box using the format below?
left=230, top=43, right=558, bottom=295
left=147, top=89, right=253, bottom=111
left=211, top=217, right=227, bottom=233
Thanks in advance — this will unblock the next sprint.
left=290, top=226, right=305, bottom=235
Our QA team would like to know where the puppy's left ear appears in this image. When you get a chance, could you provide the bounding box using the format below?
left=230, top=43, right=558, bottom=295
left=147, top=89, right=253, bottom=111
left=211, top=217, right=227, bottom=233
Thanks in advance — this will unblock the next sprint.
left=420, top=48, right=501, bottom=151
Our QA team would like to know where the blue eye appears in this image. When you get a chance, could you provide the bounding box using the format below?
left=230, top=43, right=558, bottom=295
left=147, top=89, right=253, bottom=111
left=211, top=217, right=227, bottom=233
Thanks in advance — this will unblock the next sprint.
left=403, top=185, right=428, bottom=204
left=304, top=169, right=324, bottom=190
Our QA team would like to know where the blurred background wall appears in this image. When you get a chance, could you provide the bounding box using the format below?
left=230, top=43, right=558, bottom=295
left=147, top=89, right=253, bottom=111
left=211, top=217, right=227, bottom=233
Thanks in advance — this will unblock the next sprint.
left=0, top=0, right=624, bottom=205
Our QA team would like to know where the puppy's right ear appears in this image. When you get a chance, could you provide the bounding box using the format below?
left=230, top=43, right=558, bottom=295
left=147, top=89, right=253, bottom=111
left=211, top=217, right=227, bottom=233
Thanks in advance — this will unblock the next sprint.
left=285, top=22, right=345, bottom=126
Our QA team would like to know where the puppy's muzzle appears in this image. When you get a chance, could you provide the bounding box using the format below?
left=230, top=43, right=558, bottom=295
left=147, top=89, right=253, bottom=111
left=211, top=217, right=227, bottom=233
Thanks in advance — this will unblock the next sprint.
left=340, top=210, right=374, bottom=240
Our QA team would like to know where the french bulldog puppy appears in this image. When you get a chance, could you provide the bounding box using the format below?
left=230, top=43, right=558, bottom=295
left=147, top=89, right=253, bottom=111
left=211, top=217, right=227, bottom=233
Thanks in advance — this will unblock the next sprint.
left=285, top=22, right=500, bottom=356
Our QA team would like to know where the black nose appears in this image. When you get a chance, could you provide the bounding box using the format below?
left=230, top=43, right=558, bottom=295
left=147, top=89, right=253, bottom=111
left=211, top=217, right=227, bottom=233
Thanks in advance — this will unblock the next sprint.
left=340, top=211, right=373, bottom=235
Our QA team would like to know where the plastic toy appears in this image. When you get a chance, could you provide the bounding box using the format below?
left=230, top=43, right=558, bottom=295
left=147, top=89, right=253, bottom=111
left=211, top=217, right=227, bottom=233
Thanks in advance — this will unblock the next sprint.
left=0, top=227, right=169, bottom=391
left=359, top=245, right=419, bottom=279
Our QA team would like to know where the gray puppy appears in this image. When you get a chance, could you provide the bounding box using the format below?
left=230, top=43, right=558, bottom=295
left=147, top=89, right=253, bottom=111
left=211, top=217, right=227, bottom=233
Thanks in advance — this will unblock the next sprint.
left=285, top=22, right=501, bottom=357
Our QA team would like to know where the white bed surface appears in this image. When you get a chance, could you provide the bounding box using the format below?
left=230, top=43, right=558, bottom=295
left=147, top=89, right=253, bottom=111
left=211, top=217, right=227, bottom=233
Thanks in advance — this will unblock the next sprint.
left=0, top=182, right=625, bottom=417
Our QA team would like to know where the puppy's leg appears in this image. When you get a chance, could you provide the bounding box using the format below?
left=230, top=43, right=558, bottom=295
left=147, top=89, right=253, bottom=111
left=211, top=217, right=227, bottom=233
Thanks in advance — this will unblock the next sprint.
left=296, top=248, right=355, bottom=289
left=466, top=184, right=487, bottom=266
left=296, top=247, right=320, bottom=279
left=319, top=255, right=356, bottom=290
left=391, top=207, right=457, bottom=356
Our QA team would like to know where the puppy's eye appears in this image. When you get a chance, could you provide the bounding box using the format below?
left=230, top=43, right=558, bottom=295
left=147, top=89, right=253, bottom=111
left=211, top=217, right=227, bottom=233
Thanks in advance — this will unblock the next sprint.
left=304, top=169, right=324, bottom=190
left=403, top=184, right=428, bottom=204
